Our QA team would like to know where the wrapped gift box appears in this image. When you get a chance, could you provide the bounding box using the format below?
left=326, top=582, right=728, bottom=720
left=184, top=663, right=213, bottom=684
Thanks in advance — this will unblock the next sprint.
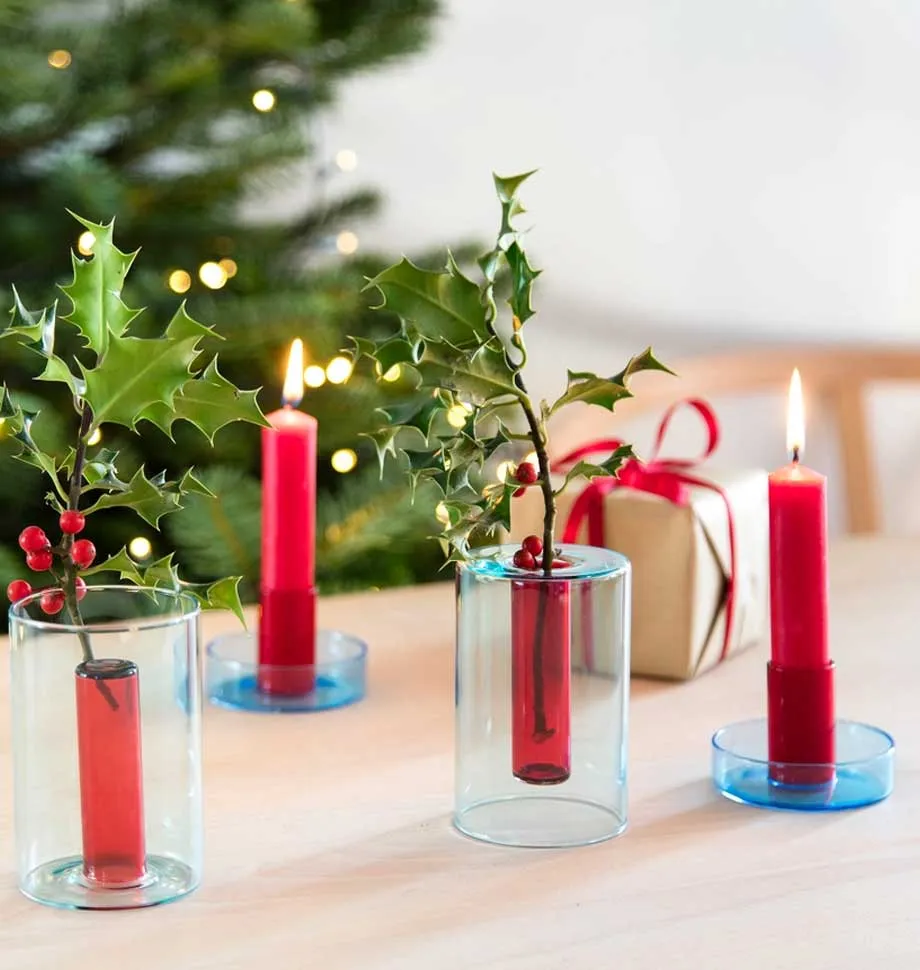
left=510, top=465, right=769, bottom=680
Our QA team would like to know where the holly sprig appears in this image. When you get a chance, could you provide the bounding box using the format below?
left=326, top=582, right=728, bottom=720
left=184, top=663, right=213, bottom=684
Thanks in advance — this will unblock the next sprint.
left=2, top=213, right=268, bottom=640
left=352, top=172, right=672, bottom=575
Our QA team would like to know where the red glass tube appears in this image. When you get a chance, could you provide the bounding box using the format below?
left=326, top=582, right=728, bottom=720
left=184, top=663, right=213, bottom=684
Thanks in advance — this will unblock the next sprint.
left=511, top=580, right=571, bottom=785
left=75, top=660, right=147, bottom=888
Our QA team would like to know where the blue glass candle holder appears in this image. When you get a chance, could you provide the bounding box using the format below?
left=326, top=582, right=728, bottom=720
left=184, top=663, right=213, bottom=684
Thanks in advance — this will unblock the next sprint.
left=206, top=629, right=367, bottom=713
left=712, top=718, right=894, bottom=811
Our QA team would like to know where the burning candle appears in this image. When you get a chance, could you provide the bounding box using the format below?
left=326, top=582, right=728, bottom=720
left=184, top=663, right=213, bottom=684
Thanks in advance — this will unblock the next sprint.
left=258, top=339, right=317, bottom=695
left=767, top=369, right=835, bottom=783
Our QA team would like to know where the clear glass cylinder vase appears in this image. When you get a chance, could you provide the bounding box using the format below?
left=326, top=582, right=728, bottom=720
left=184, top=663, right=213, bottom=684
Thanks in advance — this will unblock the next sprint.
left=9, top=586, right=202, bottom=909
left=455, top=544, right=630, bottom=847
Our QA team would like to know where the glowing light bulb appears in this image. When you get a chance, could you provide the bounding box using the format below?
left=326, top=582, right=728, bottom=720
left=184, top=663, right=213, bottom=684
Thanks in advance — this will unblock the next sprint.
left=336, top=231, right=359, bottom=255
left=304, top=365, right=326, bottom=388
left=252, top=89, right=276, bottom=112
left=495, top=460, right=514, bottom=482
left=76, top=231, right=95, bottom=256
left=331, top=448, right=357, bottom=473
left=382, top=364, right=401, bottom=382
left=446, top=405, right=469, bottom=429
left=198, top=261, right=228, bottom=290
left=435, top=502, right=450, bottom=525
left=128, top=536, right=152, bottom=561
left=87, top=428, right=102, bottom=446
left=325, top=356, right=353, bottom=384
left=167, top=269, right=192, bottom=294
left=335, top=149, right=358, bottom=172
left=48, top=50, right=72, bottom=69
left=218, top=258, right=238, bottom=278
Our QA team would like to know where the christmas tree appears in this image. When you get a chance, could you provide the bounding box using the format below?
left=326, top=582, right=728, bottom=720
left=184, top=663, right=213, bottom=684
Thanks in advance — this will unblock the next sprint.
left=0, top=0, right=447, bottom=608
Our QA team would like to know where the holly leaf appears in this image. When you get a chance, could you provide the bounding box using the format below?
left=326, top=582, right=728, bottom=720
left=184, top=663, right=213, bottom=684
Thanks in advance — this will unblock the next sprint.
left=83, top=465, right=181, bottom=526
left=177, top=468, right=215, bottom=498
left=183, top=576, right=245, bottom=624
left=551, top=348, right=674, bottom=415
left=3, top=287, right=57, bottom=352
left=80, top=332, right=201, bottom=432
left=554, top=445, right=635, bottom=496
left=413, top=341, right=518, bottom=404
left=366, top=257, right=488, bottom=347
left=141, top=358, right=268, bottom=442
left=364, top=424, right=429, bottom=474
left=59, top=214, right=141, bottom=357
left=141, top=554, right=181, bottom=589
left=504, top=240, right=541, bottom=325
left=82, top=547, right=145, bottom=585
left=36, top=351, right=84, bottom=398
left=164, top=302, right=217, bottom=343
left=82, top=447, right=128, bottom=490
left=608, top=347, right=675, bottom=386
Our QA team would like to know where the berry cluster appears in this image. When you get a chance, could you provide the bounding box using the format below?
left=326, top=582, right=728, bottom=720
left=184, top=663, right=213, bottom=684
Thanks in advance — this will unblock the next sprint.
left=512, top=534, right=568, bottom=571
left=7, top=513, right=96, bottom=615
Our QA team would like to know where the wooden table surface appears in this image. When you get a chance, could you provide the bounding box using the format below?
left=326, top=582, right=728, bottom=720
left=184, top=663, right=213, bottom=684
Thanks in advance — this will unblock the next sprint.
left=2, top=536, right=919, bottom=970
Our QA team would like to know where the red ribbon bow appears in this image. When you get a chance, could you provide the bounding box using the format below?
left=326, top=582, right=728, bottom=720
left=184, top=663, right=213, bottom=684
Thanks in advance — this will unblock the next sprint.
left=553, top=398, right=738, bottom=664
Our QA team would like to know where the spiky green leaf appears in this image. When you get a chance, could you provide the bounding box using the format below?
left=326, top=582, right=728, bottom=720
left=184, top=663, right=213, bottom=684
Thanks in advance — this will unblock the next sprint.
left=83, top=466, right=181, bottom=526
left=140, top=358, right=268, bottom=442
left=59, top=215, right=141, bottom=357
left=80, top=333, right=201, bottom=432
left=183, top=576, right=246, bottom=625
left=366, top=258, right=488, bottom=346
left=554, top=445, right=635, bottom=495
left=82, top=547, right=145, bottom=585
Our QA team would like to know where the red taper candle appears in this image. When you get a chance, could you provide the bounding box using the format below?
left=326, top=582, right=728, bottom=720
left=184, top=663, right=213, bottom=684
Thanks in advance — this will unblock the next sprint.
left=767, top=368, right=834, bottom=785
left=258, top=339, right=317, bottom=695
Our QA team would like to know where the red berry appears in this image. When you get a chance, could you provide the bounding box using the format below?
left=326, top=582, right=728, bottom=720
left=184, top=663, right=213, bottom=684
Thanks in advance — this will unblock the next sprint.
left=26, top=550, right=53, bottom=572
left=513, top=549, right=536, bottom=570
left=18, top=525, right=49, bottom=553
left=40, top=590, right=65, bottom=616
left=7, top=579, right=32, bottom=603
left=522, top=535, right=543, bottom=557
left=513, top=487, right=526, bottom=498
left=71, top=539, right=96, bottom=569
left=59, top=510, right=85, bottom=535
left=551, top=558, right=569, bottom=569
left=75, top=576, right=87, bottom=601
left=515, top=462, right=538, bottom=485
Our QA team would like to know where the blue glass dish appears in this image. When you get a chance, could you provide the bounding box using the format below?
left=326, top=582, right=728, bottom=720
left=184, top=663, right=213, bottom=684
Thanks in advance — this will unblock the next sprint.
left=207, top=629, right=367, bottom=713
left=712, top=718, right=894, bottom=811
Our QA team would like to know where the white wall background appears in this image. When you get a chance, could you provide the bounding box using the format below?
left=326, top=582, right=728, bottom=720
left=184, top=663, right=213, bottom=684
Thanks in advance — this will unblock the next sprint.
left=264, top=1, right=920, bottom=534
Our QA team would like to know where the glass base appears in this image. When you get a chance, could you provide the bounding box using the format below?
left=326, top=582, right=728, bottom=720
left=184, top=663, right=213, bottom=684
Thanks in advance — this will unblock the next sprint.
left=21, top=854, right=197, bottom=910
left=712, top=718, right=895, bottom=812
left=206, top=628, right=367, bottom=713
left=454, top=796, right=627, bottom=848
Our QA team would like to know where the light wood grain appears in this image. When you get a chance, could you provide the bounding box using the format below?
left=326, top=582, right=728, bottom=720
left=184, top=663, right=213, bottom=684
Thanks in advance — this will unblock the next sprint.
left=553, top=346, right=920, bottom=535
left=2, top=539, right=919, bottom=970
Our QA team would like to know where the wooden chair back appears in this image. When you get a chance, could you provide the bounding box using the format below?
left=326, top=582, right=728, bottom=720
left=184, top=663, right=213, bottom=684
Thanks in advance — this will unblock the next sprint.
left=551, top=347, right=920, bottom=534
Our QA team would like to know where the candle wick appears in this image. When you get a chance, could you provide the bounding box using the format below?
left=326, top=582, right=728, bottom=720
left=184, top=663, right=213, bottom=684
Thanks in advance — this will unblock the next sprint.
left=791, top=446, right=800, bottom=464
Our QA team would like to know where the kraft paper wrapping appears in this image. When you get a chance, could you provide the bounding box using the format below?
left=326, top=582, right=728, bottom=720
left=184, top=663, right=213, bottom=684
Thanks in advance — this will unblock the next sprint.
left=509, top=467, right=769, bottom=680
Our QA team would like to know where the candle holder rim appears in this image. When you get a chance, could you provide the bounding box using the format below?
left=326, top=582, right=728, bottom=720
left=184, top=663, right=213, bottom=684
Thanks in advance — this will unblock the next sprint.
left=459, top=543, right=629, bottom=582
left=711, top=717, right=895, bottom=769
left=205, top=627, right=368, bottom=673
left=9, top=584, right=200, bottom=634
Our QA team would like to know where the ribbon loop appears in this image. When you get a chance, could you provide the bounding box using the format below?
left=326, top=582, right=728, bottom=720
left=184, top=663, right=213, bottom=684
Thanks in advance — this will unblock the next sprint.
left=551, top=397, right=737, bottom=664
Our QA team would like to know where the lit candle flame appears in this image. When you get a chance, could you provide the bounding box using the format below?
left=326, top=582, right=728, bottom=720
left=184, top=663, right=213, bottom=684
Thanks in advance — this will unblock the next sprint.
left=786, top=367, right=804, bottom=461
left=282, top=339, right=305, bottom=408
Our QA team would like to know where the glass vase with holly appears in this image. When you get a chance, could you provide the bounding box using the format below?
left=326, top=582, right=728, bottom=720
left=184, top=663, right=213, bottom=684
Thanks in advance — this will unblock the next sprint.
left=352, top=172, right=672, bottom=847
left=3, top=216, right=265, bottom=908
